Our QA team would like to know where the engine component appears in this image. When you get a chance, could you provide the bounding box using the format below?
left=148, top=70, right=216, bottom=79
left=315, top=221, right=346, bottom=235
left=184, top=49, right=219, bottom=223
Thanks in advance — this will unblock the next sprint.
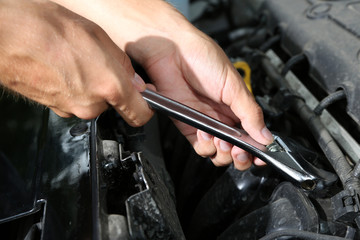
left=186, top=165, right=278, bottom=239
left=1, top=1, right=360, bottom=239
left=314, top=90, right=347, bottom=116
left=218, top=182, right=320, bottom=239
left=266, top=49, right=360, bottom=166
left=142, top=88, right=337, bottom=190
left=332, top=189, right=360, bottom=227
left=263, top=0, right=360, bottom=125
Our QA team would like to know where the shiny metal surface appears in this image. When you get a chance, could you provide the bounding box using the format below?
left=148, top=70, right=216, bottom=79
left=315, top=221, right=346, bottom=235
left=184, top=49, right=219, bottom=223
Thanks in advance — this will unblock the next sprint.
left=266, top=49, right=360, bottom=164
left=142, top=88, right=337, bottom=190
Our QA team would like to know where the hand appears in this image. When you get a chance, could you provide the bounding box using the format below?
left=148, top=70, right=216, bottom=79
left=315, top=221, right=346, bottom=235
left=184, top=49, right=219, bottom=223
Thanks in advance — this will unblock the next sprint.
left=0, top=0, right=152, bottom=126
left=52, top=0, right=275, bottom=170
left=135, top=35, right=274, bottom=170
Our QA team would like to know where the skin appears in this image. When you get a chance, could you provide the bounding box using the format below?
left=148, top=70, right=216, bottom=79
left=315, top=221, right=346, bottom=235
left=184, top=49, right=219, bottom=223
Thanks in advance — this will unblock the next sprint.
left=0, top=0, right=273, bottom=170
left=0, top=0, right=152, bottom=125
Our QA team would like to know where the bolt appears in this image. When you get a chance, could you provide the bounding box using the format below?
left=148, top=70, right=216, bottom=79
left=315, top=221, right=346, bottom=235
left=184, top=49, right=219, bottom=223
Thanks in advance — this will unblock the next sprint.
left=103, top=162, right=115, bottom=170
left=267, top=142, right=283, bottom=152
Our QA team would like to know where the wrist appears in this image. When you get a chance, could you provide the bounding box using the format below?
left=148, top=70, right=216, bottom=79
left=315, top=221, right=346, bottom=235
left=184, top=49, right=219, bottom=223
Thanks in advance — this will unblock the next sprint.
left=52, top=0, right=195, bottom=63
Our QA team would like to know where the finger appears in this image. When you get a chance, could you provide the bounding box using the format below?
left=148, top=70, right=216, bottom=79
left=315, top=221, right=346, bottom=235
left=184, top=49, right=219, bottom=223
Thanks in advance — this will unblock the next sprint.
left=50, top=107, right=73, bottom=118
left=222, top=68, right=273, bottom=145
left=109, top=73, right=153, bottom=127
left=254, top=157, right=267, bottom=166
left=231, top=146, right=253, bottom=170
left=210, top=137, right=233, bottom=167
left=95, top=30, right=154, bottom=127
left=145, top=83, right=157, bottom=91
left=193, top=130, right=216, bottom=157
left=69, top=101, right=110, bottom=120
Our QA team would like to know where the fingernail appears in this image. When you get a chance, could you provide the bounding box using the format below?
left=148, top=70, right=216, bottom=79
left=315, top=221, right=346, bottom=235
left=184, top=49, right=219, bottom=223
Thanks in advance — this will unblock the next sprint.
left=236, top=153, right=249, bottom=162
left=261, top=127, right=274, bottom=142
left=200, top=131, right=212, bottom=141
left=132, top=73, right=146, bottom=91
left=220, top=140, right=231, bottom=152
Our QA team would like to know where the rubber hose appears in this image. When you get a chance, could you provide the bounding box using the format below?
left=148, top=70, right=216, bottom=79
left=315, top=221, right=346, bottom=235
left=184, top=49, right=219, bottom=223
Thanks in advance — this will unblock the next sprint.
left=259, top=35, right=281, bottom=52
left=292, top=99, right=353, bottom=187
left=314, top=90, right=346, bottom=116
left=260, top=55, right=353, bottom=188
left=261, top=57, right=288, bottom=91
left=281, top=54, right=306, bottom=77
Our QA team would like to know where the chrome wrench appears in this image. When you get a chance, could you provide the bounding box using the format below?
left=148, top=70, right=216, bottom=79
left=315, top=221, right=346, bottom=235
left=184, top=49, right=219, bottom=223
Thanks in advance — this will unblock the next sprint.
left=141, top=88, right=337, bottom=190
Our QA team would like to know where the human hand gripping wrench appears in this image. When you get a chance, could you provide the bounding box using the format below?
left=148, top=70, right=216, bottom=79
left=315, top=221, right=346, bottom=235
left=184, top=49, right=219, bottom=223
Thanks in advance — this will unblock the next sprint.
left=141, top=88, right=337, bottom=191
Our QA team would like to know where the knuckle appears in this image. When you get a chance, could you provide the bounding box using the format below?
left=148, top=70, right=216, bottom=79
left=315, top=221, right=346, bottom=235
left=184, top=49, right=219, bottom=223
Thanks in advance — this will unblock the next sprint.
left=100, top=82, right=125, bottom=105
left=119, top=104, right=131, bottom=117
left=253, top=104, right=264, bottom=118
left=72, top=108, right=98, bottom=120
left=84, top=21, right=106, bottom=38
left=241, top=100, right=263, bottom=119
left=128, top=117, right=145, bottom=127
left=118, top=104, right=144, bottom=127
left=194, top=143, right=216, bottom=157
left=241, top=104, right=264, bottom=129
left=211, top=158, right=224, bottom=167
left=129, top=118, right=142, bottom=127
left=211, top=156, right=231, bottom=167
left=105, top=90, right=122, bottom=106
left=61, top=113, right=72, bottom=118
left=52, top=110, right=71, bottom=118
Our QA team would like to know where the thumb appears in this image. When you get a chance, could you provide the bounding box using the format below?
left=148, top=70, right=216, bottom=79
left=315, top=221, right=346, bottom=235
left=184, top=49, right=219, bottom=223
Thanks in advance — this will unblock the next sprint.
left=222, top=69, right=273, bottom=145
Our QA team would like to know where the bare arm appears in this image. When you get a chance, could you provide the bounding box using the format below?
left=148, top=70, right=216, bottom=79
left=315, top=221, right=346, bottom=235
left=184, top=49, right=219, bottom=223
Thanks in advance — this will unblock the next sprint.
left=0, top=0, right=153, bottom=125
left=51, top=0, right=273, bottom=170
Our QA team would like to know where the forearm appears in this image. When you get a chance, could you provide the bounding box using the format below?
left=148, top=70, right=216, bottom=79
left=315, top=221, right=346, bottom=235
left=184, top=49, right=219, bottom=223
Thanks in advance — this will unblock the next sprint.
left=0, top=0, right=153, bottom=123
left=0, top=0, right=61, bottom=104
left=51, top=0, right=195, bottom=63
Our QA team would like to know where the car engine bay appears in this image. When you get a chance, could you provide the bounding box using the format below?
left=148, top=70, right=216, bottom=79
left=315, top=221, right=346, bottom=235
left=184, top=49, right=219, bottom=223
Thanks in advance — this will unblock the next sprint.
left=1, top=0, right=360, bottom=239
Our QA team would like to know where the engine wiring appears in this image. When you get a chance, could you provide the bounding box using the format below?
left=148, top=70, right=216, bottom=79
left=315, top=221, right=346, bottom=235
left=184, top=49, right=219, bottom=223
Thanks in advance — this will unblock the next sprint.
left=314, top=90, right=347, bottom=116
left=185, top=1, right=360, bottom=238
left=280, top=53, right=306, bottom=77
left=222, top=22, right=360, bottom=238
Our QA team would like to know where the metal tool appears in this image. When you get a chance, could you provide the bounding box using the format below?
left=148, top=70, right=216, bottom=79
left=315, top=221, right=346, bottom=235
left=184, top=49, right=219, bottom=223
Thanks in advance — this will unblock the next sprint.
left=141, top=88, right=337, bottom=190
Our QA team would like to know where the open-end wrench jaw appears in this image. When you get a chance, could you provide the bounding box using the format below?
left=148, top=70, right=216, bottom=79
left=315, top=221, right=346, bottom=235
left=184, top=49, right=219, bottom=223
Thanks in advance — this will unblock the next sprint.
left=141, top=88, right=337, bottom=191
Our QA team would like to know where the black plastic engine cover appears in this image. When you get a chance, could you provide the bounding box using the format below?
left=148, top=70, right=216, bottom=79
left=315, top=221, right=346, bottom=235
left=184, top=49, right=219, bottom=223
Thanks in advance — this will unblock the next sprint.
left=218, top=182, right=319, bottom=239
left=263, top=0, right=360, bottom=124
